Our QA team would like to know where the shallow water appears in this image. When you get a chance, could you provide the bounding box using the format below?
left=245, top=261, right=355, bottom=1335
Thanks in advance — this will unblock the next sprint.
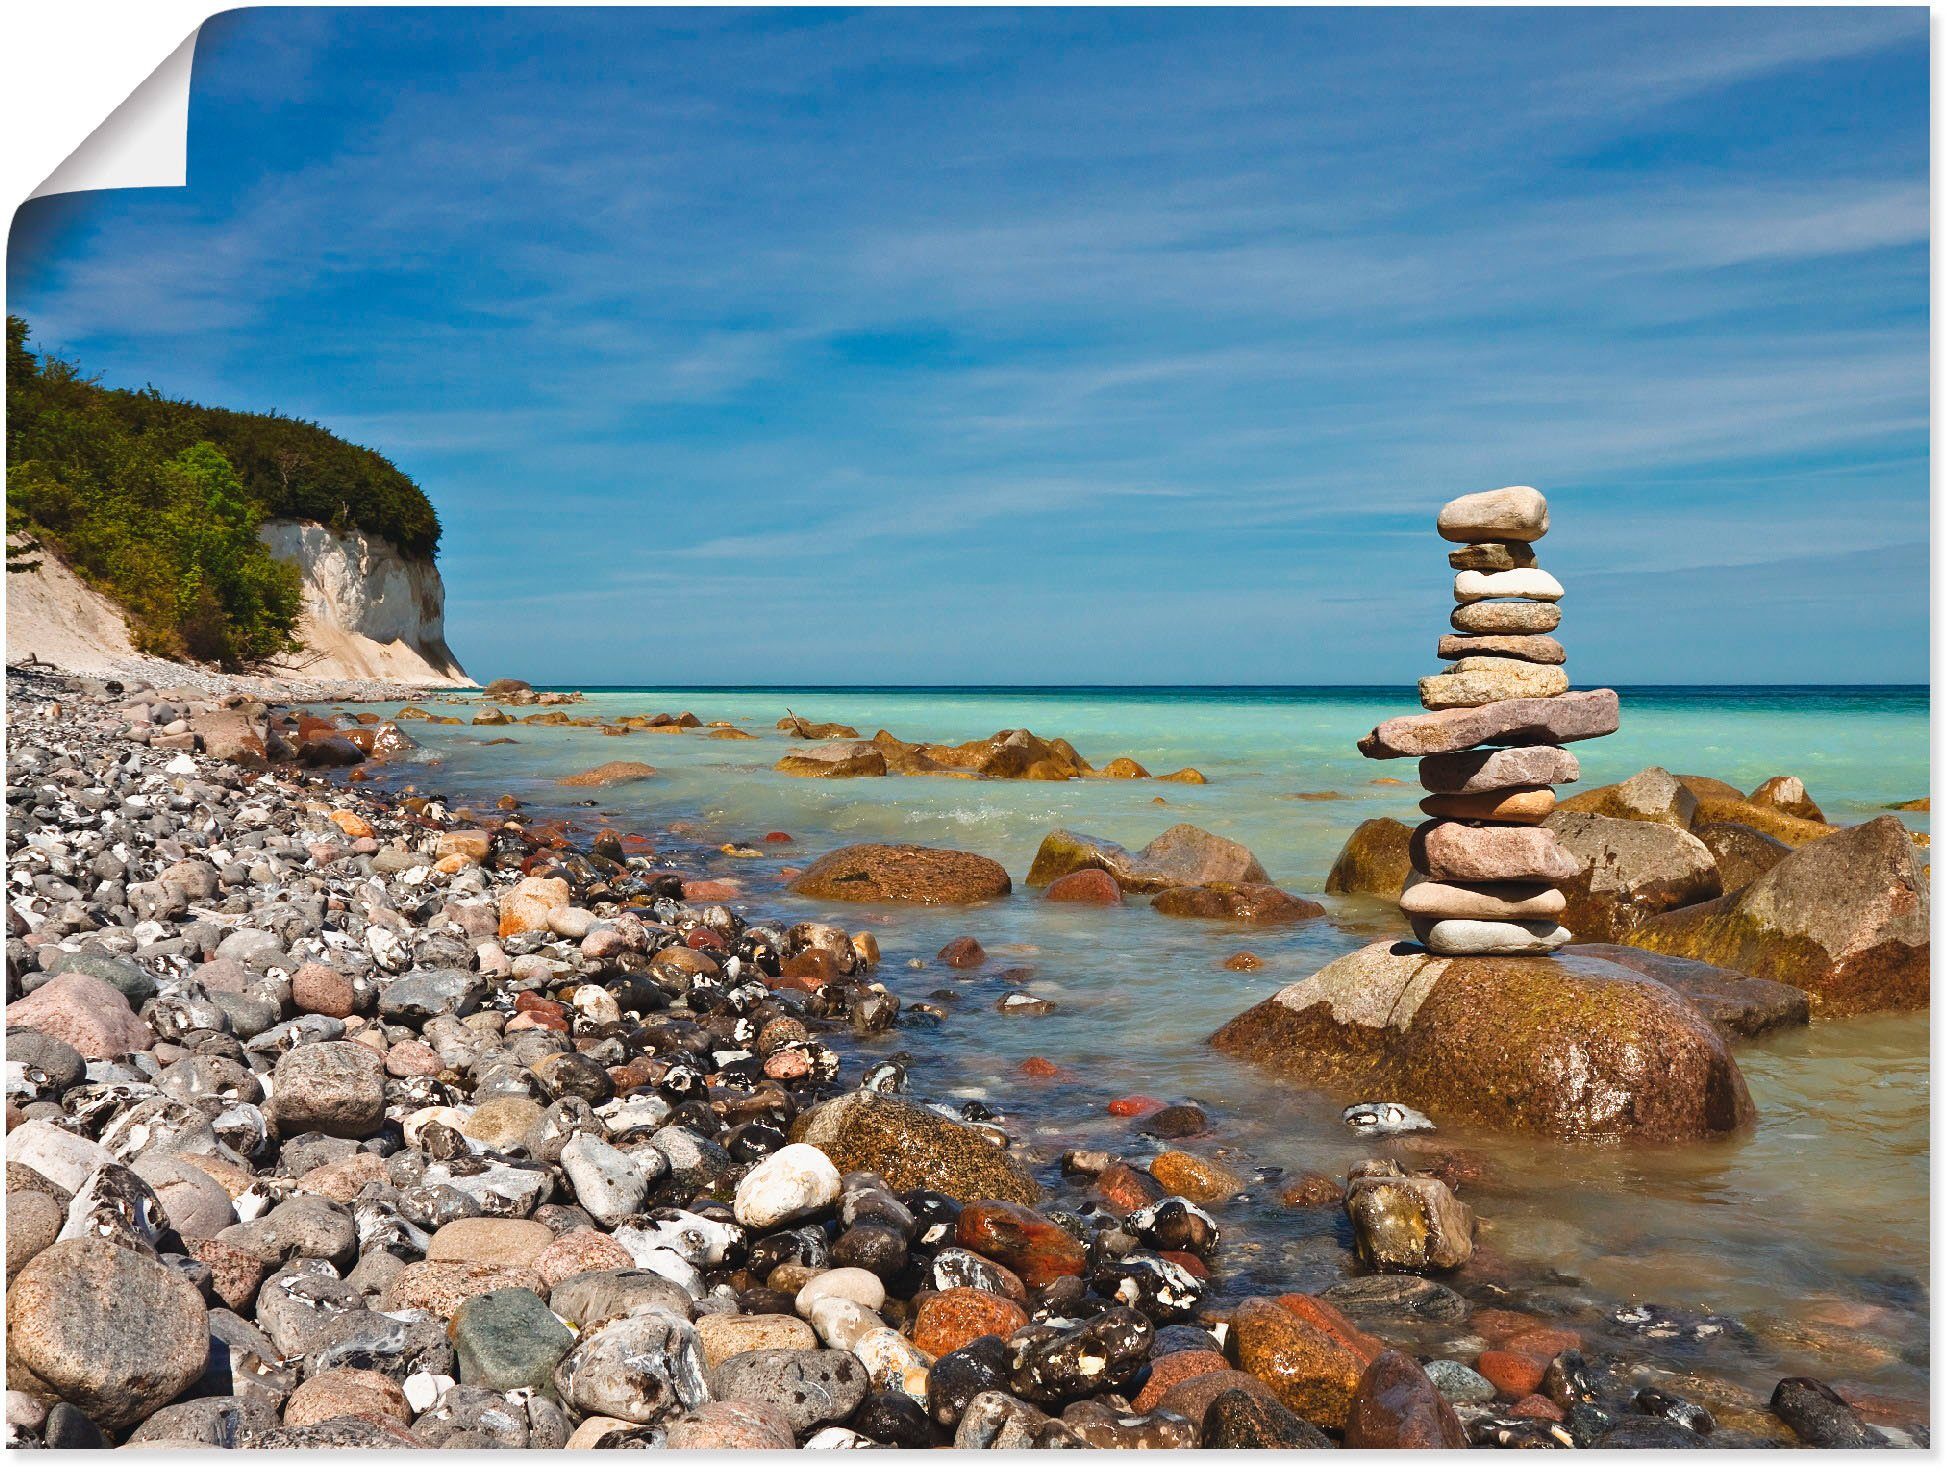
left=357, top=684, right=1929, bottom=1410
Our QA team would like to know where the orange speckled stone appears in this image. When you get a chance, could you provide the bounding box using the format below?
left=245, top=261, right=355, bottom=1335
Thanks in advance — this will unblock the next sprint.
left=956, top=1201, right=1087, bottom=1288
left=1477, top=1349, right=1546, bottom=1399
left=911, top=1287, right=1028, bottom=1357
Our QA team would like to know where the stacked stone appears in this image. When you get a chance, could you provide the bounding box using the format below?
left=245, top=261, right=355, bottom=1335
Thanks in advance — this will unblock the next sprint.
left=1356, top=486, right=1620, bottom=957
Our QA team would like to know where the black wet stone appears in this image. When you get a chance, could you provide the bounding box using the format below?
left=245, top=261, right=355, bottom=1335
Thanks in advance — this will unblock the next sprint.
left=1593, top=1416, right=1711, bottom=1449
left=1124, top=1196, right=1219, bottom=1255
left=851, top=1390, right=932, bottom=1447
left=1563, top=1402, right=1618, bottom=1447
left=928, top=1335, right=1012, bottom=1428
left=1089, top=1251, right=1204, bottom=1323
left=1770, top=1377, right=1890, bottom=1449
left=1008, top=1305, right=1152, bottom=1405
left=1634, top=1386, right=1714, bottom=1436
left=1151, top=1322, right=1223, bottom=1358
left=1142, top=1103, right=1208, bottom=1139
left=831, top=1222, right=908, bottom=1277
left=1200, top=1387, right=1332, bottom=1449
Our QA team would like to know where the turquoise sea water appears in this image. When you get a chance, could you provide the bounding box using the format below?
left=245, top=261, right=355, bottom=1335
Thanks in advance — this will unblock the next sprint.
left=361, top=684, right=1929, bottom=1410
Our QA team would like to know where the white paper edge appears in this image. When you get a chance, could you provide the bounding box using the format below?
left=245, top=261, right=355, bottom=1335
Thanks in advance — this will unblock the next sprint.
left=29, top=27, right=201, bottom=200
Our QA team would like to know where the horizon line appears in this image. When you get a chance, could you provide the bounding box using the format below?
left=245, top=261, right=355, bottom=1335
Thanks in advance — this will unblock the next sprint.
left=515, top=681, right=1930, bottom=693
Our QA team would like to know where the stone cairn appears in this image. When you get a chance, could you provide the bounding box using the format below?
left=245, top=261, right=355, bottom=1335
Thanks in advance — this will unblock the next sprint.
left=1357, top=486, right=1620, bottom=956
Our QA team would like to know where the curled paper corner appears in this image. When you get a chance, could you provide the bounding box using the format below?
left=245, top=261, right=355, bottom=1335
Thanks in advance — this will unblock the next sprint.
left=29, top=28, right=201, bottom=201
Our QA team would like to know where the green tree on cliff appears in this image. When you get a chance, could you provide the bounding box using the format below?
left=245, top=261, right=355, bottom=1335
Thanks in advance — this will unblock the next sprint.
left=6, top=315, right=437, bottom=668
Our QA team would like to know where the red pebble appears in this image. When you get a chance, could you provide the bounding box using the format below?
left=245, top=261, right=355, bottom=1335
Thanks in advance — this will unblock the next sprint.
left=1017, top=1057, right=1062, bottom=1079
left=1158, top=1249, right=1208, bottom=1279
left=514, top=990, right=566, bottom=1018
left=684, top=928, right=725, bottom=950
left=1477, top=1350, right=1547, bottom=1400
left=1108, top=1095, right=1164, bottom=1117
left=764, top=832, right=793, bottom=844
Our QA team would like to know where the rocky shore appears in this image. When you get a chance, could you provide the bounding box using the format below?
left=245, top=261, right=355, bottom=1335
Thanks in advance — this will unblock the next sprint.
left=2, top=666, right=1922, bottom=1450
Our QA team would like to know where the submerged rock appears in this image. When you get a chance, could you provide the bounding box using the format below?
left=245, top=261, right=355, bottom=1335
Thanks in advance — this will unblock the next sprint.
left=1150, top=883, right=1324, bottom=926
left=1209, top=941, right=1753, bottom=1141
left=556, top=760, right=658, bottom=787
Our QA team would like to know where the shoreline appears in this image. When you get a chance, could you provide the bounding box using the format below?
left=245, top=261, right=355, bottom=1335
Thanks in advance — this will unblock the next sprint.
left=3, top=669, right=1925, bottom=1449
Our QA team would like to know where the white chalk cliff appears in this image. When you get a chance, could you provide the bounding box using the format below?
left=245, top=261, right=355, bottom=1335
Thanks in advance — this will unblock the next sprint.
left=5, top=520, right=469, bottom=685
left=258, top=520, right=470, bottom=685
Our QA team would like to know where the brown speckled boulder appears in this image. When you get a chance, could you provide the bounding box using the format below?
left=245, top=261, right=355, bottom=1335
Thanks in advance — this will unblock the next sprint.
left=1209, top=941, right=1753, bottom=1141
left=7, top=1240, right=209, bottom=1429
left=791, top=843, right=1010, bottom=904
left=1542, top=811, right=1722, bottom=941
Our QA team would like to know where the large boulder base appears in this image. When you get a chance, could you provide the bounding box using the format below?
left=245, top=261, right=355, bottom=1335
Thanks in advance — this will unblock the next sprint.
left=1623, top=817, right=1927, bottom=1016
left=789, top=1090, right=1040, bottom=1204
left=1028, top=824, right=1270, bottom=895
left=790, top=844, right=1011, bottom=905
left=1323, top=818, right=1413, bottom=900
left=1210, top=941, right=1753, bottom=1142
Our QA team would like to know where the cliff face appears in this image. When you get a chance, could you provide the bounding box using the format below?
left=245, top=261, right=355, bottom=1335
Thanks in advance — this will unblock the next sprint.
left=258, top=519, right=471, bottom=685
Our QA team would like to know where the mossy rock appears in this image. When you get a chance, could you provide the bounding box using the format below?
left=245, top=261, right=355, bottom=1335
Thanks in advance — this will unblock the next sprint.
left=1210, top=941, right=1753, bottom=1141
left=1623, top=817, right=1927, bottom=1016
left=1323, top=818, right=1413, bottom=899
left=790, top=1090, right=1038, bottom=1203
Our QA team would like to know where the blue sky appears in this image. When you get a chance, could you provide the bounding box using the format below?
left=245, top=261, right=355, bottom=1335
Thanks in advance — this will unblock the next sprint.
left=8, top=8, right=1928, bottom=685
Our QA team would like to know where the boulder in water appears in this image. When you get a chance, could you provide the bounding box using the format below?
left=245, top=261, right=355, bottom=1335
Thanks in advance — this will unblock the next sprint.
left=1542, top=812, right=1722, bottom=942
left=1209, top=941, right=1753, bottom=1142
left=1692, top=821, right=1791, bottom=893
left=774, top=741, right=888, bottom=778
left=1623, top=816, right=1927, bottom=1016
left=1026, top=824, right=1270, bottom=895
left=1324, top=819, right=1413, bottom=899
left=791, top=844, right=1011, bottom=905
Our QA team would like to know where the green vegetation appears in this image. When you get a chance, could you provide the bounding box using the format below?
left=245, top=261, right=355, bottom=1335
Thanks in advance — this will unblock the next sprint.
left=6, top=316, right=442, bottom=668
